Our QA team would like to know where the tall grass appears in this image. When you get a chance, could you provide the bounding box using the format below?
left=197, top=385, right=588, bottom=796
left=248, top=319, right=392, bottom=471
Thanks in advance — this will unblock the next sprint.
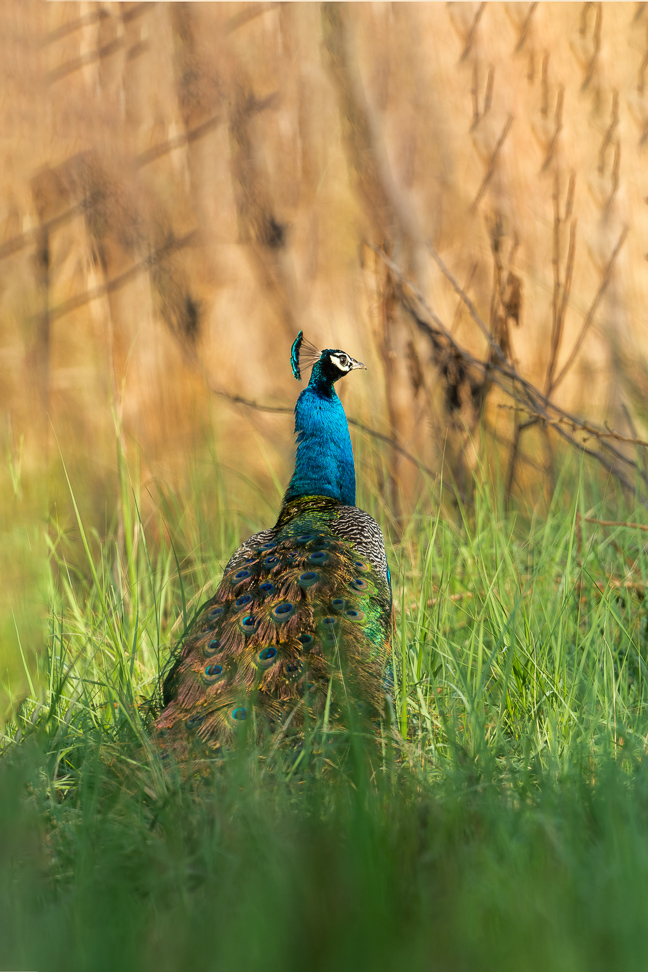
left=2, top=445, right=648, bottom=971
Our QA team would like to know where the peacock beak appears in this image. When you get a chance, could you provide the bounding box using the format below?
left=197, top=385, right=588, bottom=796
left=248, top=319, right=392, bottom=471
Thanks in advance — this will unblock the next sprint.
left=349, top=357, right=367, bottom=371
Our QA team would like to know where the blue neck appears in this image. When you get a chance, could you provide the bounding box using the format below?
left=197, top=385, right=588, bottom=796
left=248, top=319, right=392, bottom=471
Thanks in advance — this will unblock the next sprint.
left=283, top=361, right=356, bottom=506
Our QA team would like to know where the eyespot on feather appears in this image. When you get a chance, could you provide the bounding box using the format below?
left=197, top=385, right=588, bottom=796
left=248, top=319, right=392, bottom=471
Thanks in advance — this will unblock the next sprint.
left=257, top=646, right=278, bottom=669
left=271, top=602, right=295, bottom=622
left=308, top=551, right=329, bottom=565
left=298, top=571, right=319, bottom=588
left=234, top=594, right=253, bottom=610
left=204, top=638, right=221, bottom=656
left=331, top=598, right=347, bottom=612
left=233, top=569, right=252, bottom=582
left=321, top=616, right=339, bottom=643
left=293, top=533, right=315, bottom=546
left=240, top=615, right=259, bottom=634
left=230, top=707, right=248, bottom=722
left=349, top=578, right=369, bottom=592
left=258, top=582, right=275, bottom=595
left=208, top=605, right=225, bottom=619
left=204, top=663, right=225, bottom=684
left=345, top=608, right=365, bottom=623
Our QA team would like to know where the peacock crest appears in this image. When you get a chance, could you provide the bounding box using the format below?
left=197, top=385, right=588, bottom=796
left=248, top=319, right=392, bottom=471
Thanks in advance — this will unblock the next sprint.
left=156, top=333, right=393, bottom=757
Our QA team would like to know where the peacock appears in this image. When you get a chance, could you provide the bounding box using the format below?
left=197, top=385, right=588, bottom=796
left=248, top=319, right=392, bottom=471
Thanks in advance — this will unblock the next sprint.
left=155, top=332, right=393, bottom=756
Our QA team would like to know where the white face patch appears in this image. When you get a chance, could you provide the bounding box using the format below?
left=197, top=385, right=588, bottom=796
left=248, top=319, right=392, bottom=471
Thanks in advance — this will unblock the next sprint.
left=329, top=352, right=350, bottom=372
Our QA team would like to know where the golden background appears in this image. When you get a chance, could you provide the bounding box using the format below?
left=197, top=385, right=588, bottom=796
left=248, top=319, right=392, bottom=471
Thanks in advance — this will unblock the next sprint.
left=2, top=1, right=648, bottom=711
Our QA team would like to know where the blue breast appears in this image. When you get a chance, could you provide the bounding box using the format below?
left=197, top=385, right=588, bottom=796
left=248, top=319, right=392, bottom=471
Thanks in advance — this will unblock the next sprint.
left=284, top=382, right=356, bottom=506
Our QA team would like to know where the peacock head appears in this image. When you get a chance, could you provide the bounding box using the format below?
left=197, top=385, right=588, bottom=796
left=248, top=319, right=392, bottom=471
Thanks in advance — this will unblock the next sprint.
left=291, top=330, right=366, bottom=385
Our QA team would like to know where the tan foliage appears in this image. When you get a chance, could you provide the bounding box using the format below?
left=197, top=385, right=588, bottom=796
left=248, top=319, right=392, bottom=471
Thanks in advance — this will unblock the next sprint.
left=1, top=1, right=648, bottom=516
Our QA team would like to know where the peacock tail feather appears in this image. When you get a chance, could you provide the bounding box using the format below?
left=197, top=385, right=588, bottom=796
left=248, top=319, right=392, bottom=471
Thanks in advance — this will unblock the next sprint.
left=155, top=337, right=393, bottom=758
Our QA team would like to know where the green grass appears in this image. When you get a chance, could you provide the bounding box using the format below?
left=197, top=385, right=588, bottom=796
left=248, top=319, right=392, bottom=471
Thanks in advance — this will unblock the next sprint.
left=2, top=446, right=648, bottom=972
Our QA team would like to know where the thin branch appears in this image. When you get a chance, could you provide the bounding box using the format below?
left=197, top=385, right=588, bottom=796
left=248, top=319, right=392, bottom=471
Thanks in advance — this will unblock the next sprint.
left=188, top=353, right=439, bottom=481
left=555, top=218, right=577, bottom=357
left=136, top=112, right=224, bottom=167
left=515, top=2, right=538, bottom=53
left=425, top=242, right=505, bottom=359
left=378, top=243, right=611, bottom=439
left=370, top=244, right=645, bottom=499
left=123, top=3, right=155, bottom=24
left=497, top=404, right=648, bottom=449
left=484, top=419, right=547, bottom=473
left=583, top=516, right=648, bottom=532
left=540, top=86, right=564, bottom=173
left=599, top=90, right=619, bottom=173
left=472, top=115, right=514, bottom=209
left=47, top=37, right=128, bottom=84
left=623, top=402, right=648, bottom=486
left=0, top=117, right=225, bottom=265
left=581, top=3, right=602, bottom=90
left=44, top=231, right=198, bottom=324
left=226, top=2, right=281, bottom=33
left=42, top=8, right=108, bottom=45
left=550, top=225, right=628, bottom=393
left=546, top=176, right=577, bottom=395
left=0, top=199, right=90, bottom=262
left=546, top=420, right=637, bottom=494
left=460, top=3, right=486, bottom=62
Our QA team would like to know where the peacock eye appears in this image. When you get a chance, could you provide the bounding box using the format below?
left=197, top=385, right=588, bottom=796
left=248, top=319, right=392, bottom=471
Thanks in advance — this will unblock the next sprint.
left=339, top=354, right=348, bottom=367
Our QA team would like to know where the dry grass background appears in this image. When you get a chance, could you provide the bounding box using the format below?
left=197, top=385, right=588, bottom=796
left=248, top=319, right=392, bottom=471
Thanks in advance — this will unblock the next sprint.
left=3, top=0, right=648, bottom=709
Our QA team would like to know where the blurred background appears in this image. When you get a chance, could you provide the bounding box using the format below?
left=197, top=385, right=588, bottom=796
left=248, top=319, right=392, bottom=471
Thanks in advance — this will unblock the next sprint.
left=3, top=1, right=648, bottom=713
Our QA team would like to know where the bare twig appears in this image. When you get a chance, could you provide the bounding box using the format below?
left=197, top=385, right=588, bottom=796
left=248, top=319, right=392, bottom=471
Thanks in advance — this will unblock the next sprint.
left=515, top=2, right=538, bottom=53
left=226, top=2, right=281, bottom=33
left=136, top=112, right=224, bottom=168
left=606, top=140, right=621, bottom=212
left=498, top=404, right=648, bottom=450
left=541, top=85, right=564, bottom=173
left=47, top=37, right=131, bottom=84
left=545, top=173, right=577, bottom=395
left=378, top=243, right=623, bottom=442
left=425, top=243, right=505, bottom=359
left=0, top=112, right=226, bottom=266
left=123, top=3, right=155, bottom=24
left=42, top=8, right=108, bottom=45
left=543, top=421, right=637, bottom=494
left=599, top=90, right=620, bottom=173
left=541, top=53, right=550, bottom=116
left=484, top=418, right=547, bottom=474
left=623, top=402, right=648, bottom=486
left=451, top=263, right=478, bottom=331
left=581, top=3, right=603, bottom=90
left=185, top=350, right=439, bottom=481
left=371, top=244, right=645, bottom=499
left=550, top=225, right=628, bottom=393
left=472, top=115, right=514, bottom=209
left=460, top=3, right=486, bottom=62
left=583, top=517, right=648, bottom=532
left=43, top=231, right=198, bottom=324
